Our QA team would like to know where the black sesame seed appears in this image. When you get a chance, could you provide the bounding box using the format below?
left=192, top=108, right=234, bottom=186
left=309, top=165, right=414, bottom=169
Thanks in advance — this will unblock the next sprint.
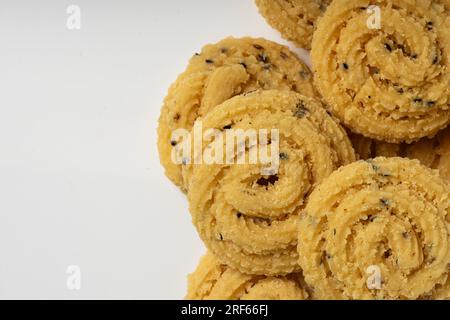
left=369, top=66, right=380, bottom=74
left=256, top=175, right=279, bottom=187
left=170, top=140, right=177, bottom=146
left=299, top=70, right=310, bottom=79
left=380, top=198, right=391, bottom=207
left=384, top=249, right=392, bottom=259
left=426, top=21, right=433, bottom=31
left=384, top=43, right=392, bottom=52
left=294, top=102, right=309, bottom=118
left=427, top=101, right=436, bottom=107
left=342, top=63, right=349, bottom=70
left=321, top=251, right=332, bottom=264
left=370, top=163, right=380, bottom=172
left=433, top=56, right=439, bottom=64
left=413, top=98, right=423, bottom=104
left=219, top=233, right=223, bottom=241
left=279, top=153, right=289, bottom=160
left=396, top=87, right=404, bottom=94
left=205, top=59, right=214, bottom=64
left=173, top=113, right=180, bottom=121
left=237, top=212, right=242, bottom=218
left=239, top=62, right=247, bottom=69
left=411, top=54, right=418, bottom=59
left=243, top=89, right=257, bottom=96
left=223, top=124, right=232, bottom=130
left=257, top=53, right=269, bottom=63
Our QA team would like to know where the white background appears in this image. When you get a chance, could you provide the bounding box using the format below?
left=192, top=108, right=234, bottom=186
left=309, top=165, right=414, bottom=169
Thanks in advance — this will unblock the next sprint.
left=0, top=0, right=310, bottom=299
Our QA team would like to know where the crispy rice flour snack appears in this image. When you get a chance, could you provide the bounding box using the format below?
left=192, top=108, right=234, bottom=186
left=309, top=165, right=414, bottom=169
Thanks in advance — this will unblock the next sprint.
left=186, top=253, right=308, bottom=300
left=298, top=157, right=450, bottom=300
left=157, top=37, right=315, bottom=189
left=350, top=127, right=450, bottom=180
left=311, top=0, right=450, bottom=143
left=404, top=127, right=450, bottom=180
left=186, top=90, right=355, bottom=276
left=349, top=132, right=401, bottom=160
left=255, top=0, right=332, bottom=50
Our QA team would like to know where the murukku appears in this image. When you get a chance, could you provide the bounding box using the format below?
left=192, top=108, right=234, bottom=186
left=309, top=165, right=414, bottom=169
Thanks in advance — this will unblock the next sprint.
left=298, top=157, right=450, bottom=299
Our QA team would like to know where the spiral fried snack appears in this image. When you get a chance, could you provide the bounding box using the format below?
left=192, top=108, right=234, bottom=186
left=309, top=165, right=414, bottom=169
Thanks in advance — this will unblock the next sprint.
left=186, top=253, right=308, bottom=300
left=404, top=127, right=450, bottom=181
left=350, top=127, right=450, bottom=180
left=349, top=132, right=401, bottom=160
left=298, top=157, right=450, bottom=300
left=311, top=0, right=450, bottom=143
left=255, top=0, right=331, bottom=50
left=187, top=90, right=356, bottom=275
left=157, top=37, right=315, bottom=189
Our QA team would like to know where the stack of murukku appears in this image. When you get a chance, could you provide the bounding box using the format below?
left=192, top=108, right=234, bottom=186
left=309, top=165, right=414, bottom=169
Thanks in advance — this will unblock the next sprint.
left=157, top=0, right=450, bottom=300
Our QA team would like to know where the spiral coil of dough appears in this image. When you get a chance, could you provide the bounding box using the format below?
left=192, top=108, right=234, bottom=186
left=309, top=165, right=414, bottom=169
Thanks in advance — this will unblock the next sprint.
left=186, top=253, right=307, bottom=300
left=298, top=157, right=450, bottom=299
left=158, top=37, right=316, bottom=189
left=186, top=90, right=355, bottom=275
left=350, top=127, right=450, bottom=181
left=312, top=0, right=450, bottom=143
left=255, top=0, right=332, bottom=50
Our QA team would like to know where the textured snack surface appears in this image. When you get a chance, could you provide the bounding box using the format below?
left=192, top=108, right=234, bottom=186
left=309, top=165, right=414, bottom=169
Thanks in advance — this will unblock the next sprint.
left=158, top=37, right=315, bottom=189
left=312, top=0, right=450, bottom=143
left=186, top=253, right=307, bottom=300
left=187, top=90, right=355, bottom=275
left=298, top=157, right=450, bottom=299
left=404, top=127, right=450, bottom=181
left=255, top=0, right=331, bottom=50
left=350, top=127, right=450, bottom=181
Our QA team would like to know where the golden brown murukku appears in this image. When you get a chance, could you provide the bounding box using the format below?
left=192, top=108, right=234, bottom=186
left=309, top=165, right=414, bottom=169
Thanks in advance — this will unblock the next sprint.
left=187, top=90, right=355, bottom=275
left=157, top=37, right=315, bottom=189
left=404, top=127, right=450, bottom=181
left=298, top=157, right=450, bottom=299
left=312, top=0, right=450, bottom=143
left=186, top=253, right=308, bottom=300
left=350, top=127, right=450, bottom=181
left=349, top=132, right=401, bottom=160
left=255, top=0, right=331, bottom=50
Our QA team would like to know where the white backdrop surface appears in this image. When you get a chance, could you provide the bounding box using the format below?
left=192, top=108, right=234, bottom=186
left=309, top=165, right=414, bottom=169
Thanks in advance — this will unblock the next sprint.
left=0, top=0, right=310, bottom=299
